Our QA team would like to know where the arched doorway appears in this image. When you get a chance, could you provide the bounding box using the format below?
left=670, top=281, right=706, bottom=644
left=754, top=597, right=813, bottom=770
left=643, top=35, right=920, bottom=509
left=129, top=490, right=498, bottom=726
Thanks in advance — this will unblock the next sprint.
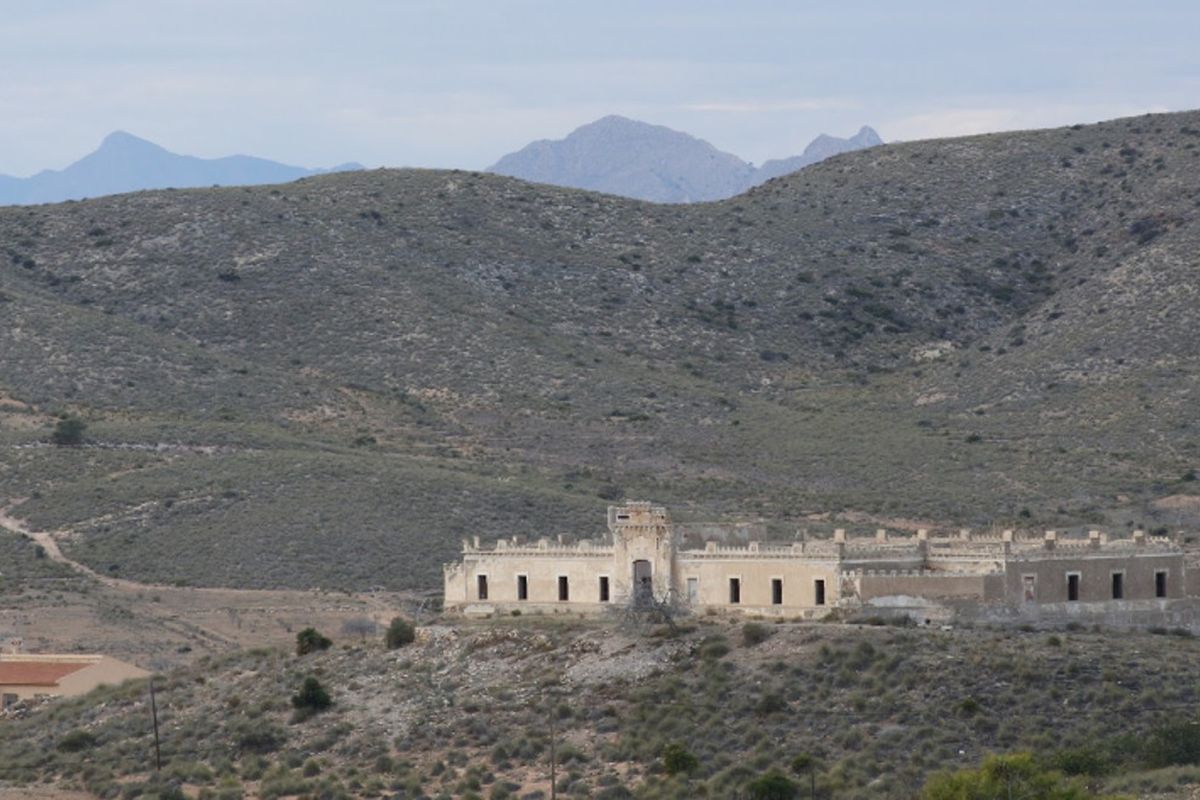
left=632, top=559, right=653, bottom=605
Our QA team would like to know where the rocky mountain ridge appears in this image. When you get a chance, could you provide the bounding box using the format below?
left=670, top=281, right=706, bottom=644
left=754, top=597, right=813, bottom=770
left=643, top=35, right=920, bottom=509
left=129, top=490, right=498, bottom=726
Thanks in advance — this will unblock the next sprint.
left=756, top=125, right=883, bottom=182
left=0, top=131, right=362, bottom=205
left=488, top=114, right=882, bottom=202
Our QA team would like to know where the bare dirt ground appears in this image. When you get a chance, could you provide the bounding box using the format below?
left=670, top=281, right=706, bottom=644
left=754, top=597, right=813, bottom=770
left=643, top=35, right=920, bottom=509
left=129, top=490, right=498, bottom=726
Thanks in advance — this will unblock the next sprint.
left=0, top=789, right=94, bottom=800
left=0, top=504, right=421, bottom=672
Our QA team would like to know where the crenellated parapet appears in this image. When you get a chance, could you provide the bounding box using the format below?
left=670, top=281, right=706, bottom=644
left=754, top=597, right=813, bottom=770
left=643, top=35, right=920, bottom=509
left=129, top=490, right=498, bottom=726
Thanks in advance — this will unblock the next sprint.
left=443, top=503, right=1197, bottom=616
left=684, top=540, right=840, bottom=559
left=844, top=568, right=1004, bottom=579
left=461, top=535, right=613, bottom=557
left=456, top=519, right=1186, bottom=561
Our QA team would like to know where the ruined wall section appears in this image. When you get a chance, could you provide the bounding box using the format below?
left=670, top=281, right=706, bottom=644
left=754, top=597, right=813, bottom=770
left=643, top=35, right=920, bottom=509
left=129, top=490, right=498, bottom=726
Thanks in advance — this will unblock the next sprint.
left=853, top=571, right=1003, bottom=603
left=1003, top=531, right=1183, bottom=604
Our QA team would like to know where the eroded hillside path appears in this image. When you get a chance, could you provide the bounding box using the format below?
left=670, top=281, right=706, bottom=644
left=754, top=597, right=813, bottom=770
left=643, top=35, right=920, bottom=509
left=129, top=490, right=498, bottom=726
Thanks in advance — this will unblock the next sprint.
left=0, top=502, right=246, bottom=651
left=0, top=500, right=407, bottom=660
left=1, top=501, right=177, bottom=591
left=2, top=499, right=394, bottom=609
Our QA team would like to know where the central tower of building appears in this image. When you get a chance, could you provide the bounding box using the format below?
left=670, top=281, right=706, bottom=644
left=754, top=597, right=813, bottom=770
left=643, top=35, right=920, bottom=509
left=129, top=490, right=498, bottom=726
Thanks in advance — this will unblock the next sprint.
left=608, top=502, right=676, bottom=604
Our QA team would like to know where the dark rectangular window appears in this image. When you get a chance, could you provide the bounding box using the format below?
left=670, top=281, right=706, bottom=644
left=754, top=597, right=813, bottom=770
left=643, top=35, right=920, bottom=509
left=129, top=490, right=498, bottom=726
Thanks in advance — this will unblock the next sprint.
left=1156, top=570, right=1168, bottom=598
left=517, top=575, right=528, bottom=601
left=477, top=574, right=488, bottom=601
left=1067, top=573, right=1080, bottom=602
left=729, top=577, right=741, bottom=604
left=599, top=576, right=610, bottom=603
left=814, top=579, right=826, bottom=606
left=1111, top=572, right=1124, bottom=600
left=771, top=578, right=783, bottom=605
left=558, top=576, right=569, bottom=601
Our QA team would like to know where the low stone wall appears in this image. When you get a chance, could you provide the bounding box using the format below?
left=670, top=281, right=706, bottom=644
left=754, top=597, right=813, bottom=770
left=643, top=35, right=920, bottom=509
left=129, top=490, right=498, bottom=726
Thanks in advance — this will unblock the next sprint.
left=859, top=595, right=957, bottom=624
left=458, top=602, right=616, bottom=618
left=966, top=598, right=1200, bottom=632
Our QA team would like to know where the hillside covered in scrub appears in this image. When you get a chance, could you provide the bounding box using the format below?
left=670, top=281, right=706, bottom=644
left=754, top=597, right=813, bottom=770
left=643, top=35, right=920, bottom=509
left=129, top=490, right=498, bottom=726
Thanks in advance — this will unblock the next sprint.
left=1, top=110, right=1200, bottom=591
left=4, top=619, right=1200, bottom=799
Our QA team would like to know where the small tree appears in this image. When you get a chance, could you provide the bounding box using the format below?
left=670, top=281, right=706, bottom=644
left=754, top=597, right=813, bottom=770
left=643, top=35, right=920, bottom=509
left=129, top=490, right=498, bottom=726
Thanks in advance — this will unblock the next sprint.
left=295, top=627, right=331, bottom=656
left=789, top=753, right=815, bottom=775
left=790, top=753, right=819, bottom=799
left=51, top=416, right=87, bottom=446
left=746, top=770, right=799, bottom=800
left=384, top=617, right=416, bottom=649
left=341, top=617, right=377, bottom=640
left=291, top=676, right=332, bottom=720
left=661, top=742, right=699, bottom=776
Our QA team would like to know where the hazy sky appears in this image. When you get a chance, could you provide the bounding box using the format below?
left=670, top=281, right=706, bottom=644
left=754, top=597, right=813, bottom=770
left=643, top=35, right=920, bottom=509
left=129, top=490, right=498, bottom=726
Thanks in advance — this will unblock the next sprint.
left=2, top=1, right=1198, bottom=176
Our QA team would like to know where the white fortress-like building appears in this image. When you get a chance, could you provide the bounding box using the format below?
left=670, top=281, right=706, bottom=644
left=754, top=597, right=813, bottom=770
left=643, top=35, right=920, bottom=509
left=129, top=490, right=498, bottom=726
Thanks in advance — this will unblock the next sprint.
left=444, top=502, right=1196, bottom=623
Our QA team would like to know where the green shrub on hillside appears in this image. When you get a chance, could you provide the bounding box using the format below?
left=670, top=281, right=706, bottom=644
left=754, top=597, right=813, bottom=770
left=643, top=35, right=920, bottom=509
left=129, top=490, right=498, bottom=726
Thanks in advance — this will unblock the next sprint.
left=921, top=752, right=1104, bottom=799
left=232, top=719, right=286, bottom=754
left=742, top=622, right=772, bottom=647
left=384, top=617, right=416, bottom=649
left=788, top=753, right=816, bottom=775
left=56, top=729, right=97, bottom=752
left=746, top=769, right=799, bottom=800
left=1142, top=720, right=1200, bottom=768
left=291, top=677, right=332, bottom=721
left=295, top=627, right=331, bottom=655
left=51, top=415, right=87, bottom=446
left=661, top=742, right=698, bottom=776
left=699, top=635, right=730, bottom=660
left=1048, top=743, right=1121, bottom=777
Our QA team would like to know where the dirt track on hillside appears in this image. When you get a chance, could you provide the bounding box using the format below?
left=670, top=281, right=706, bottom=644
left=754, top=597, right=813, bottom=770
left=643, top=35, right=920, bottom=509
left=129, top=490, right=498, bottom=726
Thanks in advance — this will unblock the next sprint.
left=0, top=500, right=415, bottom=670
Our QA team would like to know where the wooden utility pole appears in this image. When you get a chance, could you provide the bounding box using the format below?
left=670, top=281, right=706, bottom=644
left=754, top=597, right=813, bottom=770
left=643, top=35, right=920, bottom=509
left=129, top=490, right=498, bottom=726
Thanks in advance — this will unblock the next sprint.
left=548, top=699, right=557, bottom=800
left=148, top=678, right=162, bottom=772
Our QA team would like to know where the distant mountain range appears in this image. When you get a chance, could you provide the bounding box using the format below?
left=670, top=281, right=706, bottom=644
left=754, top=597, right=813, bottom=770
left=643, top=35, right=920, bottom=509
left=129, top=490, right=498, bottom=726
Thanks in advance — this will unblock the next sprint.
left=488, top=115, right=883, bottom=202
left=0, top=132, right=362, bottom=206
left=754, top=125, right=884, bottom=182
left=1, top=120, right=878, bottom=206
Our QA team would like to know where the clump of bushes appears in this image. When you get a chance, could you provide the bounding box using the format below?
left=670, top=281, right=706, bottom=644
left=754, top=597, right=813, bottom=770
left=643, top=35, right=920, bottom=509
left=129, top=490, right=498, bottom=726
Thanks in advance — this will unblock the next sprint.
left=746, top=769, right=798, bottom=799
left=742, top=622, right=772, bottom=647
left=921, top=752, right=1092, bottom=800
left=661, top=742, right=698, bottom=775
left=1048, top=744, right=1119, bottom=778
left=295, top=627, right=331, bottom=655
left=385, top=617, right=416, bottom=649
left=56, top=729, right=97, bottom=752
left=232, top=719, right=286, bottom=754
left=1142, top=720, right=1200, bottom=768
left=291, top=677, right=332, bottom=721
left=958, top=697, right=981, bottom=716
left=699, top=635, right=730, bottom=660
left=51, top=415, right=87, bottom=446
left=755, top=692, right=787, bottom=715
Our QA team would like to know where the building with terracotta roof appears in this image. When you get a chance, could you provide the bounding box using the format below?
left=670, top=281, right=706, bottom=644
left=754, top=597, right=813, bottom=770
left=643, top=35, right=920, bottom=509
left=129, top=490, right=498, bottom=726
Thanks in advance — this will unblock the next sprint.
left=0, top=654, right=150, bottom=708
